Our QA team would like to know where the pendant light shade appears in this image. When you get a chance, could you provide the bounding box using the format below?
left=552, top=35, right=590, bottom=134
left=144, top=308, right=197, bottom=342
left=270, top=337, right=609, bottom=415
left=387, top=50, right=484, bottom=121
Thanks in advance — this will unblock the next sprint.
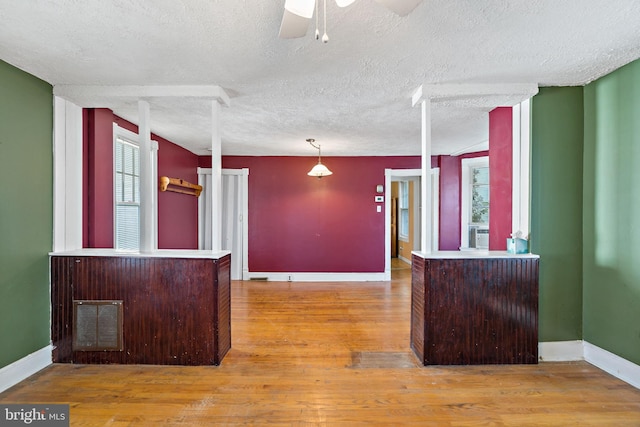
left=306, top=138, right=332, bottom=178
left=308, top=162, right=333, bottom=177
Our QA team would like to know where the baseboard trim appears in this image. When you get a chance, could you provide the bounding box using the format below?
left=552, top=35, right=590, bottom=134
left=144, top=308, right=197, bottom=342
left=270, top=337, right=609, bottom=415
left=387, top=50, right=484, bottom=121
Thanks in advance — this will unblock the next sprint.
left=538, top=340, right=639, bottom=390
left=584, top=341, right=640, bottom=390
left=538, top=340, right=584, bottom=362
left=0, top=345, right=52, bottom=393
left=398, top=255, right=412, bottom=265
left=243, top=272, right=387, bottom=282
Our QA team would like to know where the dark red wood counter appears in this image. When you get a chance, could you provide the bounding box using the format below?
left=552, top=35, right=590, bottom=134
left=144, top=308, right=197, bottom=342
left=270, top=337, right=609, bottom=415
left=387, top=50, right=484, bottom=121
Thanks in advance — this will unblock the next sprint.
left=50, top=249, right=231, bottom=366
left=411, top=251, right=539, bottom=365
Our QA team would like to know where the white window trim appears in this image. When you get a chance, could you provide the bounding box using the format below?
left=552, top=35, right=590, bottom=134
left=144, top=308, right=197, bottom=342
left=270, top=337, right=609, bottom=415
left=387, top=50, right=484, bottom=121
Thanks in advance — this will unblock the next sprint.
left=112, top=124, right=158, bottom=250
left=460, top=156, right=489, bottom=249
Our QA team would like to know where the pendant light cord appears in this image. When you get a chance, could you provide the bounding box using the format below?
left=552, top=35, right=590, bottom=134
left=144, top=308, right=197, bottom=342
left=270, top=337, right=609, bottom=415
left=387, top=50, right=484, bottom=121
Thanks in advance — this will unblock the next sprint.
left=315, top=0, right=319, bottom=39
left=322, top=0, right=329, bottom=43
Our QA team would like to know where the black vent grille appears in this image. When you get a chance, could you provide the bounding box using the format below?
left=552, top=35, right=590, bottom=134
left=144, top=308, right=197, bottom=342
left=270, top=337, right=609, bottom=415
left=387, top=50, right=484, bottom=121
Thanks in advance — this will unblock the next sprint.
left=73, top=300, right=123, bottom=351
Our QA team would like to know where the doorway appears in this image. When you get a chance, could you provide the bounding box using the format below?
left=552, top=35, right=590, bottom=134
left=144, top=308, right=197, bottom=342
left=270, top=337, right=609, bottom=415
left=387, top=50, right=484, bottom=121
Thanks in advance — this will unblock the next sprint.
left=197, top=168, right=249, bottom=280
left=384, top=168, right=439, bottom=280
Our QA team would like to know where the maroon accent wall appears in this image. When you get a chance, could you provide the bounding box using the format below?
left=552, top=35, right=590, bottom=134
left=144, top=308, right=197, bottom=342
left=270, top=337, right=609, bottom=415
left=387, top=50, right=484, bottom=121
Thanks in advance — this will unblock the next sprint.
left=213, top=156, right=420, bottom=273
left=489, top=107, right=513, bottom=250
left=84, top=108, right=115, bottom=248
left=435, top=155, right=461, bottom=250
left=156, top=137, right=199, bottom=249
left=83, top=109, right=199, bottom=250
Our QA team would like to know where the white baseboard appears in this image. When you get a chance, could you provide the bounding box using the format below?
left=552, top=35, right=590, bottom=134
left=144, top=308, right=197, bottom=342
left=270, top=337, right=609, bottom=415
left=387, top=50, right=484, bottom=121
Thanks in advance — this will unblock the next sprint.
left=243, top=272, right=387, bottom=282
left=538, top=340, right=584, bottom=362
left=0, top=345, right=52, bottom=394
left=398, top=255, right=412, bottom=265
left=584, top=341, right=640, bottom=390
left=538, top=340, right=639, bottom=390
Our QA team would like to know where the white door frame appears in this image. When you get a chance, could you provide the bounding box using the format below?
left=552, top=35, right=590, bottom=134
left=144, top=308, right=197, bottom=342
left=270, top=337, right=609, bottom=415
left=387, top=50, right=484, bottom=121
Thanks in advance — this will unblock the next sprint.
left=384, top=168, right=439, bottom=280
left=198, top=167, right=249, bottom=280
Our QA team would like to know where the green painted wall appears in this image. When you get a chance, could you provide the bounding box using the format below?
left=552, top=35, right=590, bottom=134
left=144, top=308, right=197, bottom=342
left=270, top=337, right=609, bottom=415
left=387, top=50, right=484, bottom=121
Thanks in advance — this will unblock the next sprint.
left=531, top=86, right=584, bottom=342
left=0, top=60, right=53, bottom=368
left=583, top=59, right=640, bottom=365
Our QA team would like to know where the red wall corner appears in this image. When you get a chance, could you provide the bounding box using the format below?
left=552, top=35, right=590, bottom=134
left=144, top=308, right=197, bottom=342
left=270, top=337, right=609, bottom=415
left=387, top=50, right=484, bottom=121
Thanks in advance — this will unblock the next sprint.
left=437, top=155, right=462, bottom=250
left=156, top=136, right=199, bottom=249
left=84, top=108, right=115, bottom=248
left=489, top=107, right=513, bottom=250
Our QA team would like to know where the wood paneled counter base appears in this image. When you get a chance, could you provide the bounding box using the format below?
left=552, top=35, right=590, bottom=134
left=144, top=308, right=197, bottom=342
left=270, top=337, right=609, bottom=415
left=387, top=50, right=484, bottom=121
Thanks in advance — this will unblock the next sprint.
left=50, top=249, right=231, bottom=365
left=411, top=251, right=539, bottom=365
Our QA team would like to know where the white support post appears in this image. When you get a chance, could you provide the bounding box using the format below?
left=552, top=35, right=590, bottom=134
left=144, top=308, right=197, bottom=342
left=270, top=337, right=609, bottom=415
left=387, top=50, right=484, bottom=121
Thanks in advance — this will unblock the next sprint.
left=138, top=100, right=154, bottom=253
left=53, top=97, right=83, bottom=251
left=412, top=86, right=433, bottom=254
left=210, top=100, right=223, bottom=251
left=512, top=102, right=521, bottom=236
left=511, top=98, right=531, bottom=238
left=420, top=98, right=433, bottom=254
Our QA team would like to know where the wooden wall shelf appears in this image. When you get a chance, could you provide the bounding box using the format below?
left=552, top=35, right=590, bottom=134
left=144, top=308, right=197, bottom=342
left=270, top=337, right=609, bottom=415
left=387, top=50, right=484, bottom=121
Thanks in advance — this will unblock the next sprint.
left=159, top=176, right=202, bottom=197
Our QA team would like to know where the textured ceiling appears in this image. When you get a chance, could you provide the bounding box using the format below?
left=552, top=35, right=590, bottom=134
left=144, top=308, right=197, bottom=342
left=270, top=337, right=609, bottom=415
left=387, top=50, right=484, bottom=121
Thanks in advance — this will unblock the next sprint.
left=1, top=1, right=639, bottom=156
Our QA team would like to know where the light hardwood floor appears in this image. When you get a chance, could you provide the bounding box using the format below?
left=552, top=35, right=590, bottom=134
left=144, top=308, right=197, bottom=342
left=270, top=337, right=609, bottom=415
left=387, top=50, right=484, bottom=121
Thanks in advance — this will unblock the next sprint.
left=2, top=267, right=640, bottom=426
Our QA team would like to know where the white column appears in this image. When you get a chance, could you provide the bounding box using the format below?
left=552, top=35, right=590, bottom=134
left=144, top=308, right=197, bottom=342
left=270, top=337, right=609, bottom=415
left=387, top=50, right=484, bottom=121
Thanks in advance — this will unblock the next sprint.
left=511, top=98, right=531, bottom=237
left=151, top=140, right=159, bottom=250
left=138, top=100, right=155, bottom=253
left=53, top=97, right=83, bottom=251
left=420, top=98, right=432, bottom=253
left=210, top=100, right=223, bottom=251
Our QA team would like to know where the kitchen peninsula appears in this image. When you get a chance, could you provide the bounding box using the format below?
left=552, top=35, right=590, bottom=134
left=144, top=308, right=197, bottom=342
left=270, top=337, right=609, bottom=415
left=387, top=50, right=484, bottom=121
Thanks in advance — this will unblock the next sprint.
left=50, top=249, right=231, bottom=366
left=411, top=251, right=539, bottom=365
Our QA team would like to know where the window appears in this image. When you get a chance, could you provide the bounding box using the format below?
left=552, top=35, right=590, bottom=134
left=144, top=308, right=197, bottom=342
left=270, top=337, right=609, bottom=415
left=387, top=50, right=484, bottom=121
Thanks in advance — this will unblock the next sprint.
left=112, top=125, right=158, bottom=251
left=114, top=137, right=140, bottom=250
left=399, top=180, right=409, bottom=241
left=471, top=166, right=489, bottom=225
left=460, top=156, right=489, bottom=249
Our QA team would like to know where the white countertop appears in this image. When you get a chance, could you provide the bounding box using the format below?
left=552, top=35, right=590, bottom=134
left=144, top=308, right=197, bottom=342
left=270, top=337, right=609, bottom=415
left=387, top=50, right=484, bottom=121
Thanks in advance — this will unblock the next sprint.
left=50, top=248, right=231, bottom=259
left=412, top=250, right=539, bottom=259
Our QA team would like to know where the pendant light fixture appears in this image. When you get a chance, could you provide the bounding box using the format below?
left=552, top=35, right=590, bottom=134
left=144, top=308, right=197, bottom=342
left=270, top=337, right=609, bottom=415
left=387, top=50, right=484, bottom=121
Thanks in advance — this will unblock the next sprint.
left=307, top=138, right=333, bottom=178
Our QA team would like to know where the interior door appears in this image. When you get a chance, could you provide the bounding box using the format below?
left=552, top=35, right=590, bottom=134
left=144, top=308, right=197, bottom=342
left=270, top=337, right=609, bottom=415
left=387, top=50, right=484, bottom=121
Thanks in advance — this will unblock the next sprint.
left=221, top=171, right=244, bottom=280
left=199, top=168, right=247, bottom=280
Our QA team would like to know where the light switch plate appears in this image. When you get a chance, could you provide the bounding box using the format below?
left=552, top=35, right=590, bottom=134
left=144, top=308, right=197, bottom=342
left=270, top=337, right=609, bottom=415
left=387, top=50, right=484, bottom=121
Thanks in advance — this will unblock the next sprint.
left=375, top=196, right=384, bottom=202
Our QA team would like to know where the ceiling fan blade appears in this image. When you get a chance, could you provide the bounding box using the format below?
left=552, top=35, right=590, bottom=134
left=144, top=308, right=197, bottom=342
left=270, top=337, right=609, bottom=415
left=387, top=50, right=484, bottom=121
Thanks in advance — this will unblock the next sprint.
left=279, top=9, right=312, bottom=38
left=279, top=0, right=315, bottom=39
left=374, top=0, right=422, bottom=16
left=284, top=0, right=316, bottom=18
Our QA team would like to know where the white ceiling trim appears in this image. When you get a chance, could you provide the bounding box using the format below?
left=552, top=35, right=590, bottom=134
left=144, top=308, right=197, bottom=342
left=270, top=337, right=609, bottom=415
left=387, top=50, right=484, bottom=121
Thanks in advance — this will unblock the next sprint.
left=412, top=84, right=540, bottom=107
left=53, top=85, right=231, bottom=107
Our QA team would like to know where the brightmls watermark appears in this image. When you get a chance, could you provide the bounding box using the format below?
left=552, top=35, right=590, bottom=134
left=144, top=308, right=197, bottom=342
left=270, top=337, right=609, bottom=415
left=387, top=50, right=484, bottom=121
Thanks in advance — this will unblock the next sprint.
left=0, top=405, right=69, bottom=426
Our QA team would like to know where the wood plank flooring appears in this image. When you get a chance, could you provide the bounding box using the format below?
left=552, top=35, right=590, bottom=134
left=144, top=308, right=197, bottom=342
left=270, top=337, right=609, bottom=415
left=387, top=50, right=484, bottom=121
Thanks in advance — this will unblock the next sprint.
left=2, top=265, right=640, bottom=426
